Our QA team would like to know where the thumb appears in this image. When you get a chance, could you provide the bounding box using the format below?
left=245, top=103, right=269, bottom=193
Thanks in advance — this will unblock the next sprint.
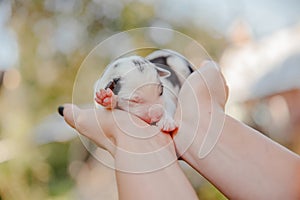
left=58, top=104, right=116, bottom=153
left=58, top=104, right=80, bottom=129
left=200, top=61, right=229, bottom=108
left=59, top=104, right=94, bottom=137
left=59, top=104, right=80, bottom=129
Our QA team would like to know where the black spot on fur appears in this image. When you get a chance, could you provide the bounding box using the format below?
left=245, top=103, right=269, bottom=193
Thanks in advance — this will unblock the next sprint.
left=132, top=59, right=146, bottom=72
left=151, top=56, right=194, bottom=73
left=113, top=63, right=119, bottom=68
left=105, top=77, right=121, bottom=95
left=186, top=63, right=194, bottom=73
left=149, top=56, right=181, bottom=88
left=149, top=57, right=168, bottom=66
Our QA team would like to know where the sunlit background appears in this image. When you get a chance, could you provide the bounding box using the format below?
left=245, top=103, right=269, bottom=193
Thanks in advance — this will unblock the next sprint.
left=0, top=0, right=300, bottom=199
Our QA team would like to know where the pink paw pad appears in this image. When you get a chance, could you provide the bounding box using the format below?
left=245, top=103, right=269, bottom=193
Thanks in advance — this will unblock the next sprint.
left=95, top=88, right=116, bottom=109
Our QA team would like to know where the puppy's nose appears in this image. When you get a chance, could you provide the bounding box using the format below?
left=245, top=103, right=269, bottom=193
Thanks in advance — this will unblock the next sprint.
left=148, top=104, right=164, bottom=123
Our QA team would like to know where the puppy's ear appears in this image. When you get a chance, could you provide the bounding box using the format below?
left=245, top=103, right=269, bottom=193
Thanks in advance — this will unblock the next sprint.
left=155, top=67, right=171, bottom=78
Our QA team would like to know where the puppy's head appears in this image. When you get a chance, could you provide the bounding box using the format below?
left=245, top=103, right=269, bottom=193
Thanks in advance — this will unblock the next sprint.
left=146, top=49, right=194, bottom=86
left=107, top=56, right=170, bottom=123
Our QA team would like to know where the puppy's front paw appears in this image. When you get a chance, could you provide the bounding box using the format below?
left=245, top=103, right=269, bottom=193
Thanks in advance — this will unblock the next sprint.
left=95, top=88, right=117, bottom=109
left=157, top=116, right=178, bottom=132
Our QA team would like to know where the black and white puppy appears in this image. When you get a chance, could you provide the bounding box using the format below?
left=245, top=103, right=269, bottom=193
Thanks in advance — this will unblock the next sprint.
left=94, top=49, right=193, bottom=132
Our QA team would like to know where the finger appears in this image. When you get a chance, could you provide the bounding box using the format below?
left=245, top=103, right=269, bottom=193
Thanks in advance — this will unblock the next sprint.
left=197, top=61, right=229, bottom=107
left=63, top=104, right=96, bottom=137
left=62, top=104, right=78, bottom=129
left=201, top=60, right=220, bottom=71
left=62, top=104, right=116, bottom=155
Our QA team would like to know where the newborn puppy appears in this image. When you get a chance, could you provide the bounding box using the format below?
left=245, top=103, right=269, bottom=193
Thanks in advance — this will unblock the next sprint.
left=94, top=56, right=172, bottom=131
left=145, top=49, right=194, bottom=130
left=94, top=50, right=193, bottom=132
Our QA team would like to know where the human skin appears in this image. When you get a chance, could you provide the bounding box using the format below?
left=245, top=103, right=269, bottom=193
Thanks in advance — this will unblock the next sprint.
left=61, top=61, right=300, bottom=199
left=62, top=104, right=198, bottom=200
left=173, top=62, right=300, bottom=199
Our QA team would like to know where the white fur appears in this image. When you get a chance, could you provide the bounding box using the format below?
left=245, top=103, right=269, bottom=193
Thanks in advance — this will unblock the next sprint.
left=145, top=49, right=193, bottom=131
left=94, top=51, right=193, bottom=132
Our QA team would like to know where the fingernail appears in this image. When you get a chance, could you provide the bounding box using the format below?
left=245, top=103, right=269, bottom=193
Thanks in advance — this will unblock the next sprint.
left=58, top=106, right=64, bottom=117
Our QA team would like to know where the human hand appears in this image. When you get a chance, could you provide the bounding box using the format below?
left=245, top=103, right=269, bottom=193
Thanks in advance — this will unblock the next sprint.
left=172, top=61, right=300, bottom=199
left=173, top=61, right=229, bottom=159
left=60, top=104, right=177, bottom=173
left=59, top=105, right=199, bottom=200
left=59, top=60, right=228, bottom=172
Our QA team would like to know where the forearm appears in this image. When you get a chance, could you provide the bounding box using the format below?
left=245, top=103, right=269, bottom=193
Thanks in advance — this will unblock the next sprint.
left=114, top=129, right=198, bottom=200
left=116, top=161, right=197, bottom=200
left=172, top=61, right=300, bottom=198
left=180, top=114, right=300, bottom=199
left=113, top=136, right=199, bottom=200
left=62, top=105, right=198, bottom=200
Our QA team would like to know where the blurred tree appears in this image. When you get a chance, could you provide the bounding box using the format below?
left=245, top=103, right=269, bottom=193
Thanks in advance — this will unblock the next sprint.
left=0, top=0, right=226, bottom=199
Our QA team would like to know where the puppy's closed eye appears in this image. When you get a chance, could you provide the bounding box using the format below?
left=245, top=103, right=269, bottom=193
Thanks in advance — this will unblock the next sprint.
left=159, top=84, right=163, bottom=96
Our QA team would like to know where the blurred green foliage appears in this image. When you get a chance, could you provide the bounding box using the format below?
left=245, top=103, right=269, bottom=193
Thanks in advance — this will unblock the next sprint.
left=197, top=183, right=228, bottom=200
left=0, top=0, right=227, bottom=199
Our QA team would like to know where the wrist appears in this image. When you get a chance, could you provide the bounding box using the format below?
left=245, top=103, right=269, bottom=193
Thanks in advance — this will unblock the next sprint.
left=174, top=106, right=226, bottom=166
left=114, top=133, right=177, bottom=173
left=173, top=64, right=228, bottom=162
left=112, top=116, right=177, bottom=173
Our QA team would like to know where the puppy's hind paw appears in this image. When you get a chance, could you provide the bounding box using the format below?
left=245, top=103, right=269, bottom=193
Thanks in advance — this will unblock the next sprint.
left=157, top=117, right=178, bottom=133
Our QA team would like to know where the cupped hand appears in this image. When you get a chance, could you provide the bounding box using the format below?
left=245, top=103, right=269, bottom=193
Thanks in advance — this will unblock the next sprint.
left=60, top=60, right=228, bottom=170
left=61, top=104, right=177, bottom=172
left=173, top=61, right=229, bottom=158
left=63, top=104, right=121, bottom=154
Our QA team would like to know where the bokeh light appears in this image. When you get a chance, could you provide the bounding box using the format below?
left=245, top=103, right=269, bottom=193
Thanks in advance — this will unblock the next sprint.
left=0, top=0, right=299, bottom=199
